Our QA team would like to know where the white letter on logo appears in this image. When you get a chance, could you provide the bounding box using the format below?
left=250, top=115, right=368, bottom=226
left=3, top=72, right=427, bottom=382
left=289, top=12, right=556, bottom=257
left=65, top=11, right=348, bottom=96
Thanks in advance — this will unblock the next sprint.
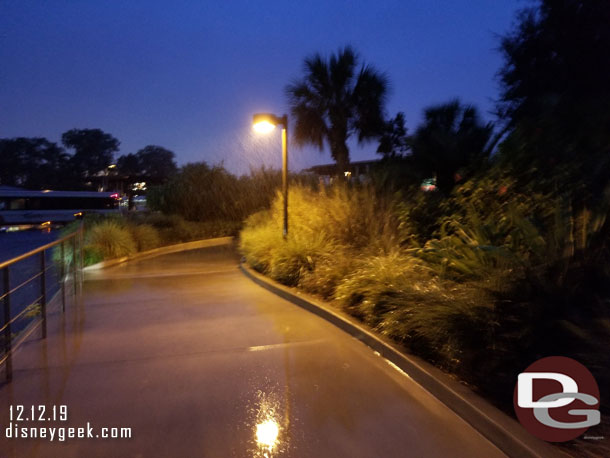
left=518, top=372, right=578, bottom=408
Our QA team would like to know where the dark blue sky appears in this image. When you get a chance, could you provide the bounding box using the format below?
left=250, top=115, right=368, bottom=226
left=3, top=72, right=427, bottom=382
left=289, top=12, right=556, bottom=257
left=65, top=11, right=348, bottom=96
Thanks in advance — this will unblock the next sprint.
left=0, top=1, right=520, bottom=175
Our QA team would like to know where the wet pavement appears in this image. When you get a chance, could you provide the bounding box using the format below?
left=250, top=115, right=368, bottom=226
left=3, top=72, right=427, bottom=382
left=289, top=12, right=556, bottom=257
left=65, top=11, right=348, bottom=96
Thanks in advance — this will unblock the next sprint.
left=0, top=245, right=506, bottom=457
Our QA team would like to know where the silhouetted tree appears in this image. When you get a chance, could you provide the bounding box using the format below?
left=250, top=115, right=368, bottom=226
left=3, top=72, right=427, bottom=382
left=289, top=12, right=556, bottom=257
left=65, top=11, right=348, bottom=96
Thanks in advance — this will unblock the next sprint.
left=116, top=153, right=141, bottom=177
left=497, top=0, right=610, bottom=191
left=117, top=146, right=177, bottom=183
left=0, top=137, right=69, bottom=189
left=286, top=46, right=389, bottom=174
left=411, top=100, right=493, bottom=194
left=148, top=162, right=241, bottom=221
left=134, top=145, right=177, bottom=181
left=377, top=112, right=409, bottom=158
left=117, top=145, right=177, bottom=209
left=61, top=128, right=119, bottom=178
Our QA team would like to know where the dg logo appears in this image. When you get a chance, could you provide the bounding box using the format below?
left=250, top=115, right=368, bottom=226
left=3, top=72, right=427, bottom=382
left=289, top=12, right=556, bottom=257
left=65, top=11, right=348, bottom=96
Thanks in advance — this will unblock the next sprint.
left=513, top=356, right=601, bottom=442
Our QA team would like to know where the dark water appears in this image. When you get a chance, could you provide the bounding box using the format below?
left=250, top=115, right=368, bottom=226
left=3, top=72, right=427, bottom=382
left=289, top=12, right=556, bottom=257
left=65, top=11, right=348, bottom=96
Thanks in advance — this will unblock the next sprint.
left=0, top=230, right=62, bottom=347
left=0, top=230, right=58, bottom=263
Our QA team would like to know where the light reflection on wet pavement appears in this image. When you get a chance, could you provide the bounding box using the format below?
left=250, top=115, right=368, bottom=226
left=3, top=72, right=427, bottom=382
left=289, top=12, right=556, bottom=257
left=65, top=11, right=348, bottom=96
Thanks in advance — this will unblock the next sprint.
left=0, top=245, right=506, bottom=457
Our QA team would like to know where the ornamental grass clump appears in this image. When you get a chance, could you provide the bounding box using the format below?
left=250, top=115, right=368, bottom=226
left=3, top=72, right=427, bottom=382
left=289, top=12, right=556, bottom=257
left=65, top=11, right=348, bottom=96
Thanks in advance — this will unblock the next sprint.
left=240, top=184, right=406, bottom=288
left=86, top=220, right=136, bottom=259
left=129, top=224, right=161, bottom=252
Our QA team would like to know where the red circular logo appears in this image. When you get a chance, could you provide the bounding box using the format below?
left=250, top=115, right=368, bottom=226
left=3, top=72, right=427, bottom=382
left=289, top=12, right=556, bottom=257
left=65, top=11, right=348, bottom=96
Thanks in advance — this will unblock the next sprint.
left=513, top=356, right=600, bottom=442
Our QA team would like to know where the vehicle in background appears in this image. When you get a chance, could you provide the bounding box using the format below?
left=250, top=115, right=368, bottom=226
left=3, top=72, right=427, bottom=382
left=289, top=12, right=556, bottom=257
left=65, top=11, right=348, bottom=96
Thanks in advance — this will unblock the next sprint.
left=0, top=188, right=121, bottom=226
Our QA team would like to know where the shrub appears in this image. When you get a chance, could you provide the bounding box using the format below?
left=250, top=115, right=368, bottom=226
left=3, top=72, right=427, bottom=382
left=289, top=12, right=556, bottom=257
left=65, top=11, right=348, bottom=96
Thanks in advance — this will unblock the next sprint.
left=298, top=248, right=356, bottom=299
left=147, top=163, right=283, bottom=223
left=142, top=213, right=235, bottom=244
left=129, top=224, right=160, bottom=252
left=240, top=177, right=610, bottom=413
left=240, top=210, right=284, bottom=274
left=86, top=221, right=136, bottom=259
left=334, top=252, right=438, bottom=326
left=83, top=245, right=104, bottom=265
left=240, top=185, right=406, bottom=287
left=63, top=212, right=238, bottom=266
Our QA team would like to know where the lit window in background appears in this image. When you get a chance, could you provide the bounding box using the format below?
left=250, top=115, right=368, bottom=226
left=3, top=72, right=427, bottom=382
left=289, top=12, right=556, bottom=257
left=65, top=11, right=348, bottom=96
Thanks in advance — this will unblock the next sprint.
left=131, top=182, right=147, bottom=191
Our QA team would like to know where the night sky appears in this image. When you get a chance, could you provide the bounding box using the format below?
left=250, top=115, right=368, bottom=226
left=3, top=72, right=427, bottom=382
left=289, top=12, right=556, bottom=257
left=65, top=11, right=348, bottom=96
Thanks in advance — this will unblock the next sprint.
left=0, top=1, right=519, bottom=175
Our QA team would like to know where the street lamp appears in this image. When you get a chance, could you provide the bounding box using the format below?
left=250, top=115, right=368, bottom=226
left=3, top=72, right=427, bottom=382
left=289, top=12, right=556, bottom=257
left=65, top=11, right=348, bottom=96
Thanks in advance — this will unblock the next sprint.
left=253, top=113, right=289, bottom=238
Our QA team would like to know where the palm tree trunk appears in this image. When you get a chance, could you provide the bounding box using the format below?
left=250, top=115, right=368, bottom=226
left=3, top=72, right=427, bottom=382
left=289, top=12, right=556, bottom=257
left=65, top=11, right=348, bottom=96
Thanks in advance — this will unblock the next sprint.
left=333, top=141, right=350, bottom=178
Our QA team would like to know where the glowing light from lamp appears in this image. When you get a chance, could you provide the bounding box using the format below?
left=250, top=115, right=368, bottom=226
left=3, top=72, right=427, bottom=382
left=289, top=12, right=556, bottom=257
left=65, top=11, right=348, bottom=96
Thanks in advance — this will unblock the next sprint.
left=253, top=120, right=276, bottom=134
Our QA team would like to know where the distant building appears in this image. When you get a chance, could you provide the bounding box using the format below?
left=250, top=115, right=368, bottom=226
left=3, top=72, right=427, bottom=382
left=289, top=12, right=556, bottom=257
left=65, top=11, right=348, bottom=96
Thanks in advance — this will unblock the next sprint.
left=304, top=159, right=438, bottom=192
left=304, top=159, right=381, bottom=183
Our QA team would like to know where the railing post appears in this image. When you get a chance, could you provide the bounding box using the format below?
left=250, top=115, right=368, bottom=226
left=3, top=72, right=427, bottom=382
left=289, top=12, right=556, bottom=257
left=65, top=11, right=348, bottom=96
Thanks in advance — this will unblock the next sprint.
left=72, top=235, right=77, bottom=296
left=79, top=227, right=84, bottom=288
left=3, top=268, right=12, bottom=382
left=60, top=241, right=66, bottom=311
left=40, top=251, right=47, bottom=339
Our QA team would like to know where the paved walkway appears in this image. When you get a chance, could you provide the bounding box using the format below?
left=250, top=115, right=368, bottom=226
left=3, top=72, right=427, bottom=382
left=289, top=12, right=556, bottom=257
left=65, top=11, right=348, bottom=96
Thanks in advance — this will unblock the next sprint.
left=0, top=245, right=505, bottom=457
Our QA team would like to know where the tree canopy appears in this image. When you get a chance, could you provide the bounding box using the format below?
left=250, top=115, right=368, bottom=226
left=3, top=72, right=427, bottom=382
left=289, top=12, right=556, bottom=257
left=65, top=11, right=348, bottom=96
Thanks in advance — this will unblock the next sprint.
left=0, top=138, right=69, bottom=189
left=117, top=146, right=177, bottom=182
left=133, top=145, right=178, bottom=181
left=376, top=112, right=409, bottom=158
left=497, top=0, right=610, bottom=191
left=61, top=128, right=120, bottom=177
left=286, top=46, right=389, bottom=173
left=1, top=130, right=180, bottom=192
left=411, top=100, right=493, bottom=194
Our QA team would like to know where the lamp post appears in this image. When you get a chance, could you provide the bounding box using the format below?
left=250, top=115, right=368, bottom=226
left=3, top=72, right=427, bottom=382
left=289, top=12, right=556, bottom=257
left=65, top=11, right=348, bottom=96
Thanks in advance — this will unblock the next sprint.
left=253, top=113, right=289, bottom=238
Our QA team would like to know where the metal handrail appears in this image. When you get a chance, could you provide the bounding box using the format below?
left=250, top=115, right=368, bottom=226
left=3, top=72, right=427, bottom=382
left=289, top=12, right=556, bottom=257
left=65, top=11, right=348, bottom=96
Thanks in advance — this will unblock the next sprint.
left=1, top=223, right=84, bottom=381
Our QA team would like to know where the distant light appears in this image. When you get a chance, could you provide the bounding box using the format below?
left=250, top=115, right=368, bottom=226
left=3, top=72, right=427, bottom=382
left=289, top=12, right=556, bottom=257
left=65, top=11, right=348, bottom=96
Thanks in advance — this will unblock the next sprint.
left=253, top=120, right=276, bottom=134
left=344, top=171, right=352, bottom=177
left=421, top=178, right=437, bottom=192
left=256, top=419, right=279, bottom=450
left=108, top=164, right=116, bottom=169
left=73, top=212, right=83, bottom=217
left=41, top=221, right=51, bottom=226
left=110, top=193, right=120, bottom=199
left=42, top=190, right=52, bottom=193
left=131, top=182, right=147, bottom=191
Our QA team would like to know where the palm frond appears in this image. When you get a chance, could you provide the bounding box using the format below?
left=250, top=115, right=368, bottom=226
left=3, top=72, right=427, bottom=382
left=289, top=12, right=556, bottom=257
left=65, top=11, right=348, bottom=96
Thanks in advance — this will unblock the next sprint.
left=285, top=46, right=389, bottom=167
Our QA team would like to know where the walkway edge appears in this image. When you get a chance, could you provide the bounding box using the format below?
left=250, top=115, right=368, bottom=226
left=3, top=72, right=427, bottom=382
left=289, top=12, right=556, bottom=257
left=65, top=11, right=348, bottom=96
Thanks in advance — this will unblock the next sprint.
left=239, top=262, right=567, bottom=458
left=83, top=237, right=234, bottom=270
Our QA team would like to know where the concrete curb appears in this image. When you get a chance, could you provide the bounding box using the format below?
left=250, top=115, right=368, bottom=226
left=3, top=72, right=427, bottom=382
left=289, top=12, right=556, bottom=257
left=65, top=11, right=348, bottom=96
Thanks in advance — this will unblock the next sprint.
left=239, top=262, right=568, bottom=458
left=83, top=236, right=234, bottom=271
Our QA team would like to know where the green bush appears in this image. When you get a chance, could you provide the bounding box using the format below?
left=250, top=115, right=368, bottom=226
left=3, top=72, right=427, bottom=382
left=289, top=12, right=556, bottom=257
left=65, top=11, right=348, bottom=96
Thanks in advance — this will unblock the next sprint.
left=298, top=249, right=356, bottom=300
left=129, top=224, right=160, bottom=252
left=83, top=245, right=104, bottom=265
left=240, top=177, right=610, bottom=412
left=334, top=252, right=437, bottom=326
left=86, top=221, right=136, bottom=259
left=130, top=213, right=238, bottom=245
left=147, top=163, right=282, bottom=223
left=65, top=212, right=238, bottom=266
left=240, top=185, right=406, bottom=286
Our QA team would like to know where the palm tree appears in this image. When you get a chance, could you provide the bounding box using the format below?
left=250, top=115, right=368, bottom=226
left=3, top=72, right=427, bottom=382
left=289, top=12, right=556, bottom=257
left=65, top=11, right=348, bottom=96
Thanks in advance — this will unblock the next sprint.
left=286, top=46, right=388, bottom=174
left=411, top=100, right=494, bottom=194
